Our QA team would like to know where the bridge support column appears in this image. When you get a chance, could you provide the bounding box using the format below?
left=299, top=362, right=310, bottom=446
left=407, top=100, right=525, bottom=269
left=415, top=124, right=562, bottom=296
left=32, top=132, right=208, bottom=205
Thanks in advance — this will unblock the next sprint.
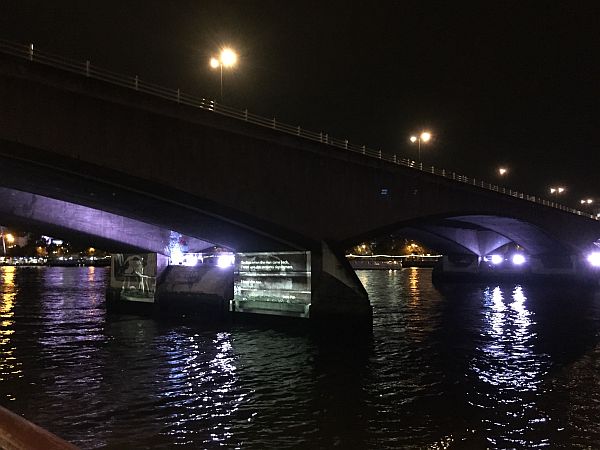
left=310, top=241, right=372, bottom=328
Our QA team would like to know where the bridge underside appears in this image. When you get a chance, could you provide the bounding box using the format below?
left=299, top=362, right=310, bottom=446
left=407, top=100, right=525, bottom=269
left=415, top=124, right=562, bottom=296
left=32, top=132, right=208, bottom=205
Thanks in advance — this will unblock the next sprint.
left=388, top=215, right=573, bottom=258
left=0, top=186, right=214, bottom=254
left=0, top=144, right=315, bottom=253
left=0, top=184, right=370, bottom=325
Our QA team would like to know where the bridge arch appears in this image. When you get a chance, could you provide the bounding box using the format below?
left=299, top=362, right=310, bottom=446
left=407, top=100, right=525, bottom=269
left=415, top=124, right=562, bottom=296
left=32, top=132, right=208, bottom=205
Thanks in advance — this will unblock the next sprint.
left=347, top=213, right=576, bottom=258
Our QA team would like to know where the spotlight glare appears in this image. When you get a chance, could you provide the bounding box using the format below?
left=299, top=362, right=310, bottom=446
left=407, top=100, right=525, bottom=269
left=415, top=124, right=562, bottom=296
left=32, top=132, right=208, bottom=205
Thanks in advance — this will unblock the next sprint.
left=587, top=252, right=600, bottom=267
left=512, top=254, right=526, bottom=265
left=217, top=254, right=235, bottom=268
left=490, top=254, right=504, bottom=265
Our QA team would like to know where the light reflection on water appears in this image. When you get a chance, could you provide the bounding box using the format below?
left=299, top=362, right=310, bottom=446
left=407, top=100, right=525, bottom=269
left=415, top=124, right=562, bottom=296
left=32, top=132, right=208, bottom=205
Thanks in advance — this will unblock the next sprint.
left=0, top=267, right=599, bottom=449
left=161, top=331, right=242, bottom=447
left=0, top=266, right=21, bottom=396
left=469, top=284, right=552, bottom=448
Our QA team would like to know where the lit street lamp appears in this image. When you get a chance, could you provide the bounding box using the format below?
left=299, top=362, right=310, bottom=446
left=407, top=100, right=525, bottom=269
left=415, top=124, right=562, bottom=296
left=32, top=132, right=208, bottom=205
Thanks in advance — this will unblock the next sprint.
left=549, top=186, right=565, bottom=199
left=580, top=198, right=594, bottom=212
left=0, top=229, right=13, bottom=255
left=409, top=131, right=432, bottom=163
left=209, top=47, right=238, bottom=102
left=498, top=167, right=508, bottom=176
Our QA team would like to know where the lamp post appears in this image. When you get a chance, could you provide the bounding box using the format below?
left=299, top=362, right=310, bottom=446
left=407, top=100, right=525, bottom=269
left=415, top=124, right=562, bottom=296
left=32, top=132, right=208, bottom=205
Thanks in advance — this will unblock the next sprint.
left=498, top=167, right=508, bottom=177
left=580, top=198, right=594, bottom=212
left=409, top=131, right=432, bottom=163
left=549, top=186, right=565, bottom=200
left=1, top=230, right=13, bottom=256
left=209, top=47, right=237, bottom=102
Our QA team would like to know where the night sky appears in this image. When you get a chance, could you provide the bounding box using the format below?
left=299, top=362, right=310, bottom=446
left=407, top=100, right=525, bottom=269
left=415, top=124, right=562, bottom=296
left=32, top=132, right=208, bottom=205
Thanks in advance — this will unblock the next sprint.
left=1, top=1, right=598, bottom=205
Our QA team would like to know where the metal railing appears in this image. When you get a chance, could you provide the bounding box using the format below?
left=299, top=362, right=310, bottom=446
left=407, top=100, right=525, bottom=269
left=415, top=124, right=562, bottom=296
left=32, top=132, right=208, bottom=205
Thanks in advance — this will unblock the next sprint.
left=0, top=39, right=596, bottom=220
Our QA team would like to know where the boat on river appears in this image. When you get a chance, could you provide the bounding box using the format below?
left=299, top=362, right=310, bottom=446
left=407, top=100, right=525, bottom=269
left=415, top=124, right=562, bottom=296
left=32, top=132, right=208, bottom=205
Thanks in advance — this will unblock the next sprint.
left=346, top=254, right=442, bottom=270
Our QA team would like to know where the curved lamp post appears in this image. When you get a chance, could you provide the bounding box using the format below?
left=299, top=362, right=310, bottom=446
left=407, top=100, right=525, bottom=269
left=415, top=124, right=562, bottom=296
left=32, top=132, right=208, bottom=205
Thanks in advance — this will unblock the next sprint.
left=409, top=131, right=432, bottom=163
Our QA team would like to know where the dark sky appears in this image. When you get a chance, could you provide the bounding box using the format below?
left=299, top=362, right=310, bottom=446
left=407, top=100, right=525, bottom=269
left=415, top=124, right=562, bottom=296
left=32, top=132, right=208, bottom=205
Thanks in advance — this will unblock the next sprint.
left=1, top=1, right=598, bottom=205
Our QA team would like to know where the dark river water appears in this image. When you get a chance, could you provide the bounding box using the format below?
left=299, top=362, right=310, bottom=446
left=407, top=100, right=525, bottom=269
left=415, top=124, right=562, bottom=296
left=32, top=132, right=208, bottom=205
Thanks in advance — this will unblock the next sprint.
left=1, top=266, right=600, bottom=449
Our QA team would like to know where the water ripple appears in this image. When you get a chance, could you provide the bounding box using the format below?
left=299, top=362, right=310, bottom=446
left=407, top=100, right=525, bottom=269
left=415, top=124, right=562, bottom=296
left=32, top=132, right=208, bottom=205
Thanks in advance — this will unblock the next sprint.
left=0, top=267, right=599, bottom=448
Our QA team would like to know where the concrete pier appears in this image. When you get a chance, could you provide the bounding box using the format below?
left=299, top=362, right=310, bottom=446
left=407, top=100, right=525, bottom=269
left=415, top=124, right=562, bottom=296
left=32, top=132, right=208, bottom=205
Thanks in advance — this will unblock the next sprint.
left=106, top=244, right=372, bottom=327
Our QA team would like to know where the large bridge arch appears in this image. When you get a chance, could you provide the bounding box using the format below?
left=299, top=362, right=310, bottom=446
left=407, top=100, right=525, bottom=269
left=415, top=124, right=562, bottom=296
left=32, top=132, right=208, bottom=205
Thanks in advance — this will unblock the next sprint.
left=344, top=210, right=591, bottom=259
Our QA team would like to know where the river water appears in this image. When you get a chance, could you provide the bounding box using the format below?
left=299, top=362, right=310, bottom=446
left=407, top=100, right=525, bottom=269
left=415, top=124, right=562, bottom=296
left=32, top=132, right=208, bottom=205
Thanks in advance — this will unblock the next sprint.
left=1, top=265, right=599, bottom=449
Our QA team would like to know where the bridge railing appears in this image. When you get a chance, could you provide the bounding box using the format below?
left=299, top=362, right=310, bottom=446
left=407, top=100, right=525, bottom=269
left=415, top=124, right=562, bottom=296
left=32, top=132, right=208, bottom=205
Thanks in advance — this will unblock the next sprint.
left=0, top=39, right=596, bottom=221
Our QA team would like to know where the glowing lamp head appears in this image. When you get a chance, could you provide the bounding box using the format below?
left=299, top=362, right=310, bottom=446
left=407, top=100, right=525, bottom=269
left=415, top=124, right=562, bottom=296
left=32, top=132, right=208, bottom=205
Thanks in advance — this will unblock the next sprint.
left=217, top=254, right=235, bottom=268
left=587, top=252, right=600, bottom=267
left=209, top=57, right=220, bottom=69
left=410, top=135, right=417, bottom=143
left=490, top=254, right=504, bottom=265
left=512, top=254, right=526, bottom=265
left=220, top=48, right=237, bottom=67
left=420, top=132, right=432, bottom=142
left=498, top=167, right=507, bottom=176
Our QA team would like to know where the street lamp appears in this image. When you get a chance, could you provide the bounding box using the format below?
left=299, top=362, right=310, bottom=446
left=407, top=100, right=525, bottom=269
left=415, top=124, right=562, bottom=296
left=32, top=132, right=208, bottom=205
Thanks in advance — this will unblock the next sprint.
left=0, top=229, right=13, bottom=255
left=498, top=167, right=508, bottom=176
left=409, top=131, right=432, bottom=163
left=209, top=47, right=238, bottom=102
left=580, top=198, right=594, bottom=213
left=549, top=186, right=565, bottom=199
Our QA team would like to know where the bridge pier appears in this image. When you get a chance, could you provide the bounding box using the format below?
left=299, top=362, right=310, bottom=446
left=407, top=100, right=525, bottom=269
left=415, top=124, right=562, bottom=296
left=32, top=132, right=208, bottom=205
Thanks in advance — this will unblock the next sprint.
left=107, top=243, right=372, bottom=327
left=309, top=242, right=372, bottom=328
left=232, top=242, right=371, bottom=326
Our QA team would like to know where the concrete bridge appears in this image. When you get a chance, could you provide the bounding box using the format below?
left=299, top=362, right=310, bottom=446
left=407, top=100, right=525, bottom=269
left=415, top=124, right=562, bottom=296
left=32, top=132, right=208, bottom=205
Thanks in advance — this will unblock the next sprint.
left=0, top=41, right=599, bottom=323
